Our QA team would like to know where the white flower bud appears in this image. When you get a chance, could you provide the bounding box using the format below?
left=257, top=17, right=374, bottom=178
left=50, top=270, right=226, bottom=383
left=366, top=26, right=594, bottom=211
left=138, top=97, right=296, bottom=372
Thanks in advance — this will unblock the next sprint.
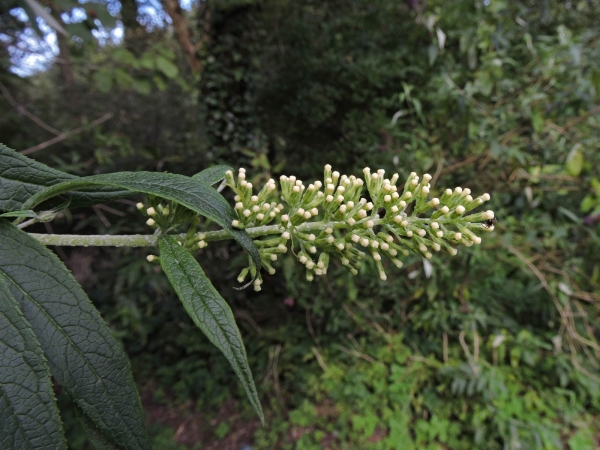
left=304, top=211, right=312, bottom=219
left=472, top=236, right=482, bottom=244
left=326, top=195, right=334, bottom=202
left=389, top=248, right=398, bottom=257
left=282, top=232, right=291, bottom=240
left=454, top=232, right=462, bottom=240
left=314, top=180, right=323, bottom=189
left=281, top=214, right=289, bottom=222
left=370, top=240, right=379, bottom=248
left=432, top=243, right=441, bottom=251
left=454, top=187, right=463, bottom=194
left=297, top=208, right=305, bottom=216
left=243, top=209, right=252, bottom=217
left=406, top=230, right=413, bottom=237
left=371, top=173, right=379, bottom=180
left=431, top=222, right=439, bottom=229
left=351, top=234, right=361, bottom=243
left=252, top=205, right=260, bottom=212
left=337, top=195, right=345, bottom=202
left=358, top=210, right=367, bottom=219
left=278, top=244, right=287, bottom=252
left=423, top=173, right=432, bottom=183
left=327, top=235, right=335, bottom=243
left=347, top=218, right=356, bottom=226
left=399, top=201, right=407, bottom=208
left=235, top=202, right=243, bottom=210
left=483, top=210, right=495, bottom=219
left=384, top=195, right=391, bottom=202
left=146, top=255, right=157, bottom=262
left=366, top=220, right=374, bottom=228
left=418, top=229, right=426, bottom=237
left=339, top=205, right=347, bottom=214
left=256, top=213, right=265, bottom=221
left=309, top=246, right=317, bottom=254
left=372, top=252, right=382, bottom=261
left=341, top=257, right=350, bottom=265
left=456, top=205, right=465, bottom=215
left=311, top=208, right=319, bottom=216
left=380, top=242, right=389, bottom=251
left=360, top=238, right=369, bottom=247
left=445, top=189, right=453, bottom=196
left=482, top=193, right=491, bottom=201
left=392, top=259, right=403, bottom=268
left=308, top=234, right=316, bottom=241
left=299, top=255, right=308, bottom=264
left=441, top=206, right=450, bottom=214
left=271, top=254, right=278, bottom=261
left=430, top=198, right=440, bottom=206
left=289, top=176, right=296, bottom=183
left=394, top=215, right=403, bottom=224
left=293, top=186, right=300, bottom=193
left=232, top=220, right=241, bottom=228
left=146, top=207, right=156, bottom=216
left=146, top=218, right=156, bottom=226
left=363, top=167, right=371, bottom=174
left=401, top=220, right=408, bottom=227
left=465, top=195, right=473, bottom=202
left=336, top=243, right=345, bottom=251
left=422, top=186, right=430, bottom=195
left=425, top=252, right=432, bottom=259
left=136, top=202, right=144, bottom=210
left=436, top=231, right=443, bottom=238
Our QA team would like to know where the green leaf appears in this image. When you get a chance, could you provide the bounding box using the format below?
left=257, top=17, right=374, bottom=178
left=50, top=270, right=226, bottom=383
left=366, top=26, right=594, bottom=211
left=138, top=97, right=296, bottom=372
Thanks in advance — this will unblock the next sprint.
left=566, top=148, right=584, bottom=176
left=192, top=165, right=234, bottom=186
left=22, top=171, right=262, bottom=281
left=93, top=68, right=114, bottom=93
left=158, top=236, right=264, bottom=423
left=0, top=220, right=150, bottom=450
left=0, top=275, right=67, bottom=450
left=0, top=210, right=37, bottom=218
left=0, top=144, right=130, bottom=212
left=73, top=405, right=120, bottom=450
left=155, top=56, right=179, bottom=79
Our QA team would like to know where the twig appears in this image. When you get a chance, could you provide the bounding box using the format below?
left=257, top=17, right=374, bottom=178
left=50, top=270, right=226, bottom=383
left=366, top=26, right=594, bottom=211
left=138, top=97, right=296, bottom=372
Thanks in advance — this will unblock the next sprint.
left=21, top=113, right=114, bottom=155
left=0, top=81, right=62, bottom=135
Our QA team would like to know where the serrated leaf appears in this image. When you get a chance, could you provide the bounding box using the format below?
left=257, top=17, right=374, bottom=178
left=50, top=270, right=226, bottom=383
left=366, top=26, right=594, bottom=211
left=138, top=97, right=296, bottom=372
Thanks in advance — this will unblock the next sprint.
left=0, top=220, right=150, bottom=450
left=158, top=235, right=264, bottom=423
left=22, top=171, right=261, bottom=281
left=0, top=275, right=67, bottom=450
left=192, top=165, right=234, bottom=186
left=0, top=144, right=130, bottom=212
left=74, top=404, right=120, bottom=450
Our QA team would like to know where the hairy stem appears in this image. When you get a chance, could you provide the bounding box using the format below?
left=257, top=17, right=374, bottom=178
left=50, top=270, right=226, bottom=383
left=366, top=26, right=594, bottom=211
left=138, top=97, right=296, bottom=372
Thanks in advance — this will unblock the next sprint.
left=27, top=220, right=350, bottom=247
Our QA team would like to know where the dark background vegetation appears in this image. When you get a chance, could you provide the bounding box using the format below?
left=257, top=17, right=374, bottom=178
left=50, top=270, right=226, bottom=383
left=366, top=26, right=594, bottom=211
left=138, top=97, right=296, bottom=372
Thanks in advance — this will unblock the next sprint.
left=2, top=0, right=600, bottom=448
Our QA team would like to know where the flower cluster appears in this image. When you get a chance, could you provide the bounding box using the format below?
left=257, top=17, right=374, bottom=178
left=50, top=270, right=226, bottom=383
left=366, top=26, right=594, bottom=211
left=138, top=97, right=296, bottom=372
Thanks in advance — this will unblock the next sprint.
left=226, top=165, right=495, bottom=291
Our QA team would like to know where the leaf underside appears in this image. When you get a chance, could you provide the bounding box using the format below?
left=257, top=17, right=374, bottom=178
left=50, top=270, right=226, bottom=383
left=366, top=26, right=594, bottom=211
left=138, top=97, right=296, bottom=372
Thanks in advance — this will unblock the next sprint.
left=0, top=275, right=67, bottom=450
left=21, top=171, right=261, bottom=280
left=158, top=235, right=264, bottom=424
left=0, top=144, right=130, bottom=212
left=0, top=220, right=150, bottom=450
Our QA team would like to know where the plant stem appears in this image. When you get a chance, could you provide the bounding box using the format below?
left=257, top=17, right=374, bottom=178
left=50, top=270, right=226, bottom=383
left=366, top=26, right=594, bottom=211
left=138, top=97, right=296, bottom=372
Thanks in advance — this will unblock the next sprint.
left=27, top=220, right=350, bottom=247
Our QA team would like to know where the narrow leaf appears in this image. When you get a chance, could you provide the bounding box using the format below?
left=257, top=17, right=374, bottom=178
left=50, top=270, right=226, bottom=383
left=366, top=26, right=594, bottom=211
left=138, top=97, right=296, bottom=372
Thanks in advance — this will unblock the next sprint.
left=0, top=144, right=130, bottom=212
left=0, top=220, right=150, bottom=450
left=0, top=275, right=67, bottom=450
left=159, top=236, right=264, bottom=423
left=22, top=171, right=262, bottom=280
left=192, top=165, right=234, bottom=186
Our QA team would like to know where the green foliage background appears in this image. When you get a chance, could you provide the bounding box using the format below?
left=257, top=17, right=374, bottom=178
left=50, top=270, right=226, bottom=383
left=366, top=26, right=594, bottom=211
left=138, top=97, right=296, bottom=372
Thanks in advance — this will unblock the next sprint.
left=2, top=0, right=600, bottom=448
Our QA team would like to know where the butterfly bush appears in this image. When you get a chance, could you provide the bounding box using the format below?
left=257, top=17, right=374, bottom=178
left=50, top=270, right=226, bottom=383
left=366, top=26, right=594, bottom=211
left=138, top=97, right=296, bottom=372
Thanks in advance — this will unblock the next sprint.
left=140, top=165, right=494, bottom=291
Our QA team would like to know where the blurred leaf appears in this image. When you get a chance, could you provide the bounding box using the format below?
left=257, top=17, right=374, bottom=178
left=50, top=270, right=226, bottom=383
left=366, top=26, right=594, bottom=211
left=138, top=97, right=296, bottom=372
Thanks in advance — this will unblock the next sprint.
left=156, top=57, right=179, bottom=79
